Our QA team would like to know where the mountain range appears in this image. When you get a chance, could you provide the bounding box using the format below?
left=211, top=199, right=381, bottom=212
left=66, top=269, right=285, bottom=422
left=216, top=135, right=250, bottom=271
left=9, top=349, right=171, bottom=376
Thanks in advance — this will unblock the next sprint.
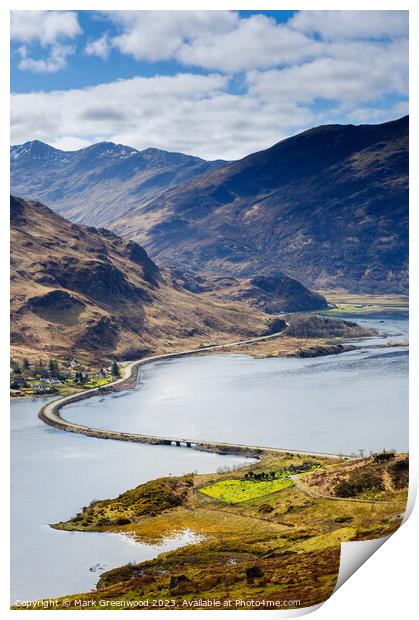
left=11, top=196, right=325, bottom=363
left=11, top=140, right=225, bottom=228
left=117, top=116, right=409, bottom=294
left=11, top=116, right=408, bottom=294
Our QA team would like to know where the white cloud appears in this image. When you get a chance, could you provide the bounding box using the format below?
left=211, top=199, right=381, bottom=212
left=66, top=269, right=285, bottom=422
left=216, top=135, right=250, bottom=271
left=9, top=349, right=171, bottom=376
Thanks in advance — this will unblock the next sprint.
left=48, top=136, right=92, bottom=151
left=98, top=11, right=321, bottom=72
left=11, top=10, right=82, bottom=73
left=177, top=14, right=323, bottom=72
left=247, top=38, right=408, bottom=108
left=11, top=72, right=314, bottom=160
left=85, top=35, right=111, bottom=60
left=290, top=10, right=408, bottom=41
left=11, top=10, right=81, bottom=45
left=94, top=10, right=408, bottom=75
left=346, top=100, right=409, bottom=124
left=108, top=10, right=237, bottom=61
left=10, top=11, right=408, bottom=159
left=17, top=43, right=75, bottom=73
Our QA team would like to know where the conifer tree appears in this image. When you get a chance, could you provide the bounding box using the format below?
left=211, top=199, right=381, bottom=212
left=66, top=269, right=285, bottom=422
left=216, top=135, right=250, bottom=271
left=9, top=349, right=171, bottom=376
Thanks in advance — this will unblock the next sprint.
left=111, top=360, right=120, bottom=377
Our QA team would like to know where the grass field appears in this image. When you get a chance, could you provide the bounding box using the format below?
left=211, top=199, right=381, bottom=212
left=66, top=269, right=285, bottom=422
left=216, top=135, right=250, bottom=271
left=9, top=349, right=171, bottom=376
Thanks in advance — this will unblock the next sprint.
left=81, top=376, right=114, bottom=389
left=199, top=477, right=294, bottom=503
left=316, top=291, right=408, bottom=315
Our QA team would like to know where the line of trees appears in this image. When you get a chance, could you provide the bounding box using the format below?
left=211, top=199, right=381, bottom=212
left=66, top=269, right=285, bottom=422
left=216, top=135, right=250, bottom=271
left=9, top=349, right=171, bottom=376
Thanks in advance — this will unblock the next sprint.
left=10, top=357, right=61, bottom=377
left=11, top=356, right=121, bottom=381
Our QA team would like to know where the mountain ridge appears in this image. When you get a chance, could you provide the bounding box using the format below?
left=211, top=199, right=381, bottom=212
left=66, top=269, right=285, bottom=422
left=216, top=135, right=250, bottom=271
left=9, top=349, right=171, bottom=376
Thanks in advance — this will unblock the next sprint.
left=11, top=116, right=408, bottom=293
left=11, top=139, right=222, bottom=165
left=10, top=140, right=226, bottom=228
left=131, top=115, right=408, bottom=293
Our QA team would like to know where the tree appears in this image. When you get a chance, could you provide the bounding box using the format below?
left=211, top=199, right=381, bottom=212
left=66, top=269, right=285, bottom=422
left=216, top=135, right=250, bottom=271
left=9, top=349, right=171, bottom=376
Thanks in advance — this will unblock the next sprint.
left=33, top=359, right=45, bottom=376
left=23, top=358, right=30, bottom=371
left=111, top=360, right=120, bottom=378
left=10, top=378, right=28, bottom=389
left=10, top=358, right=21, bottom=372
left=48, top=359, right=59, bottom=377
left=74, top=371, right=85, bottom=384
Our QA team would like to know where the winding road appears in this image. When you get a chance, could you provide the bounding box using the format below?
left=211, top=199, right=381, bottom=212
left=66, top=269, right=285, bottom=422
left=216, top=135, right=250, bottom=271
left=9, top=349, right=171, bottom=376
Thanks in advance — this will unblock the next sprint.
left=39, top=329, right=350, bottom=460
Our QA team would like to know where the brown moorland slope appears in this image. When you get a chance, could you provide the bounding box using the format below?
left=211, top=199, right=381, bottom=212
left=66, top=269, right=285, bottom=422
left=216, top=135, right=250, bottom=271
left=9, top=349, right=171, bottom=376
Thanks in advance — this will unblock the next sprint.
left=11, top=196, right=285, bottom=365
left=11, top=196, right=328, bottom=366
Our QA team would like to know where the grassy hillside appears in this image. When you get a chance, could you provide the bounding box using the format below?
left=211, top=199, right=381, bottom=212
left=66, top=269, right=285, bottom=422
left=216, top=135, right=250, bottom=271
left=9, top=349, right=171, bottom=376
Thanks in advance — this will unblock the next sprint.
left=49, top=451, right=408, bottom=610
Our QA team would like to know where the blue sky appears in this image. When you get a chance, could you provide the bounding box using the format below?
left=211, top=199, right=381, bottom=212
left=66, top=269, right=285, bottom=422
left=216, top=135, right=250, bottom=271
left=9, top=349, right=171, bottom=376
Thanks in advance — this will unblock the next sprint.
left=11, top=11, right=297, bottom=93
left=10, top=10, right=408, bottom=159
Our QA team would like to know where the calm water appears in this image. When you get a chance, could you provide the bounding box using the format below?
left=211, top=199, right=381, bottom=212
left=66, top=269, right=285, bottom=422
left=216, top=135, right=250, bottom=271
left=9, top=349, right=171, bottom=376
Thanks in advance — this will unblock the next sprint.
left=11, top=314, right=408, bottom=602
left=11, top=398, right=251, bottom=602
left=65, top=315, right=408, bottom=456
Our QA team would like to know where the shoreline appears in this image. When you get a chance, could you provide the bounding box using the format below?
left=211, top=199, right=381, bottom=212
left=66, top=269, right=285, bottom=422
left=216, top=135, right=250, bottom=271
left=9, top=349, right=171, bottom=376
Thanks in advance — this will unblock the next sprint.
left=14, top=332, right=407, bottom=402
left=35, top=310, right=407, bottom=460
left=12, top=301, right=407, bottom=401
left=15, top=318, right=408, bottom=609
left=38, top=331, right=353, bottom=460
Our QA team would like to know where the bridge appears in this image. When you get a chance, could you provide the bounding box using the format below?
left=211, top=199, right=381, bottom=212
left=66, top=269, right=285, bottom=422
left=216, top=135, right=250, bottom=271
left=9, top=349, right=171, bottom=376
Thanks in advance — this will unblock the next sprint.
left=39, top=332, right=351, bottom=461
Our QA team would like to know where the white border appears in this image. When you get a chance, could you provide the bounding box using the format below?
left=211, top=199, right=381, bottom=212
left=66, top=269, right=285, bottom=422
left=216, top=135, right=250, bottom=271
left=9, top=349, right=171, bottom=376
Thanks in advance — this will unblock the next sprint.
left=2, top=2, right=417, bottom=619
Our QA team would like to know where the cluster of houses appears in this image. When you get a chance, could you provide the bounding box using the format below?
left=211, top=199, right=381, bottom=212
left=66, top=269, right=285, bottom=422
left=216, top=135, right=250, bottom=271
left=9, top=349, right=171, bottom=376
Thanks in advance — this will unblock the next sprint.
left=10, top=357, right=112, bottom=396
left=34, top=378, right=63, bottom=394
left=32, top=385, right=57, bottom=395
left=10, top=375, right=63, bottom=395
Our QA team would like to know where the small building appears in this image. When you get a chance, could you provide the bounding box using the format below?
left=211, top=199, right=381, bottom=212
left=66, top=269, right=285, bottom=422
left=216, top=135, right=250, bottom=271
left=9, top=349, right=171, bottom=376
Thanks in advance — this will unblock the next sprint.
left=92, top=369, right=108, bottom=378
left=33, top=385, right=57, bottom=394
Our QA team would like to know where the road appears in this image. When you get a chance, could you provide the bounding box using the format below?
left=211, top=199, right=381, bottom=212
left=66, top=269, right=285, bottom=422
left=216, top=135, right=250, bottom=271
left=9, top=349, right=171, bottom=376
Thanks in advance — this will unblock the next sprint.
left=39, top=328, right=352, bottom=461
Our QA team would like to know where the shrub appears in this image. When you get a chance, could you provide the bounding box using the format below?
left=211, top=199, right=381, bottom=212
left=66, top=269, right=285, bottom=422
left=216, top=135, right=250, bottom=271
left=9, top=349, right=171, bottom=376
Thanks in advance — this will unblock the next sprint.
left=373, top=452, right=395, bottom=463
left=111, top=476, right=191, bottom=517
left=388, top=457, right=409, bottom=489
left=246, top=566, right=263, bottom=582
left=333, top=470, right=384, bottom=497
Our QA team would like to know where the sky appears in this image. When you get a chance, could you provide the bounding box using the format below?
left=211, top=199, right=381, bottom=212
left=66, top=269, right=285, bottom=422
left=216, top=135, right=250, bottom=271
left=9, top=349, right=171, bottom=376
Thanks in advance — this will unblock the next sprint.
left=10, top=10, right=408, bottom=160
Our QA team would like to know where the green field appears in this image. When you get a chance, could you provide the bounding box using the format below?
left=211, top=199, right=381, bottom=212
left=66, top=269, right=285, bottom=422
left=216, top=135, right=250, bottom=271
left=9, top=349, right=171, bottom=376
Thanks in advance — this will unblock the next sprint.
left=81, top=376, right=114, bottom=389
left=200, top=477, right=294, bottom=504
